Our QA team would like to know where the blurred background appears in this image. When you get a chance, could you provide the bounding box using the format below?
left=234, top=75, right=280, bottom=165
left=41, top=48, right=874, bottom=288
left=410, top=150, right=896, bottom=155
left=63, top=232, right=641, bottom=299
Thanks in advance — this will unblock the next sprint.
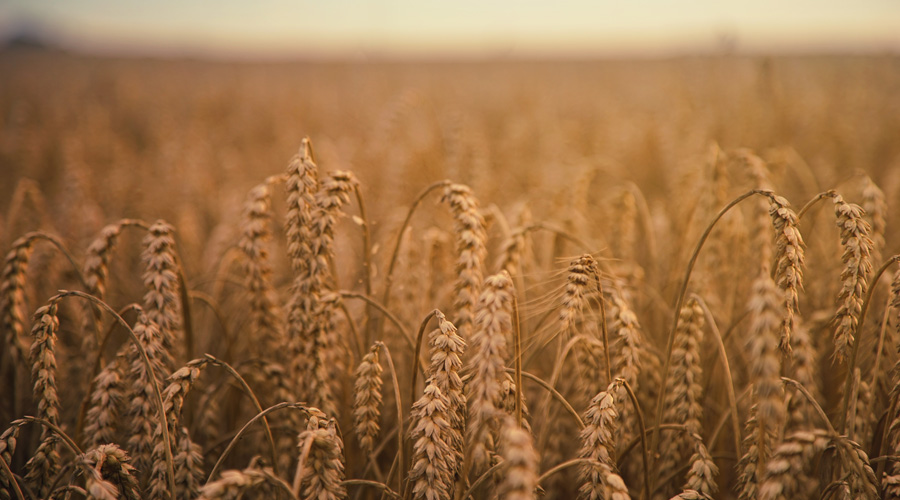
left=1, top=0, right=899, bottom=59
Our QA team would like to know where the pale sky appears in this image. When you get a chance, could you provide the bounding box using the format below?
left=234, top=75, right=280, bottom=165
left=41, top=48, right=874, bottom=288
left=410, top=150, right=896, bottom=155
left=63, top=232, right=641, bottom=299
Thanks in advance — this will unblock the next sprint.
left=1, top=0, right=899, bottom=58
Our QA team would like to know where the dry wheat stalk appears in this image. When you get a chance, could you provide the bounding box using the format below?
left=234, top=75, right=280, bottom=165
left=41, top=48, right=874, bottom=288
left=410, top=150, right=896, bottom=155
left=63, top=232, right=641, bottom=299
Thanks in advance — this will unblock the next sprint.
left=353, top=343, right=383, bottom=458
left=766, top=193, right=805, bottom=353
left=441, top=183, right=487, bottom=336
left=23, top=300, right=62, bottom=495
left=830, top=193, right=873, bottom=362
left=467, top=271, right=515, bottom=471
left=498, top=416, right=539, bottom=500
left=83, top=356, right=126, bottom=449
left=578, top=379, right=629, bottom=500
left=296, top=417, right=346, bottom=500
left=239, top=182, right=284, bottom=357
left=658, top=298, right=706, bottom=494
left=409, top=379, right=455, bottom=500
left=142, top=220, right=181, bottom=365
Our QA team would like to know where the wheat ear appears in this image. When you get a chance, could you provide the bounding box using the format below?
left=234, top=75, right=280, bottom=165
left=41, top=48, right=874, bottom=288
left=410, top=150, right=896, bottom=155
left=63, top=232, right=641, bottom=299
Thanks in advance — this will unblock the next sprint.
left=141, top=220, right=181, bottom=366
left=830, top=193, right=873, bottom=362
left=125, top=312, right=170, bottom=482
left=408, top=379, right=455, bottom=500
left=239, top=181, right=284, bottom=357
left=23, top=300, right=62, bottom=495
left=498, top=416, right=539, bottom=500
left=295, top=416, right=347, bottom=500
left=353, top=343, right=384, bottom=458
left=578, top=379, right=630, bottom=500
left=441, top=183, right=487, bottom=337
left=83, top=356, right=126, bottom=449
left=658, top=297, right=706, bottom=495
left=467, top=271, right=515, bottom=471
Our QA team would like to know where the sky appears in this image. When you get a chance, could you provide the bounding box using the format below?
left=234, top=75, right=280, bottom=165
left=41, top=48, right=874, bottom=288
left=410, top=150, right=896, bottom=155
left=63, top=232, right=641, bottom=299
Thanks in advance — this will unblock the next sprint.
left=1, top=0, right=899, bottom=59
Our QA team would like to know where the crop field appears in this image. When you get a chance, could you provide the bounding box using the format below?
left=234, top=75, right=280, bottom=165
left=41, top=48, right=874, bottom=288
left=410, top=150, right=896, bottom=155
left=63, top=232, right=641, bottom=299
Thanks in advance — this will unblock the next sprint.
left=1, top=51, right=900, bottom=499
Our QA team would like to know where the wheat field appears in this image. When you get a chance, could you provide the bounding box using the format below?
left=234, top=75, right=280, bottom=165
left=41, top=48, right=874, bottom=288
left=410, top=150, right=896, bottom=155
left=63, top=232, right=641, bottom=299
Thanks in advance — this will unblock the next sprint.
left=2, top=51, right=900, bottom=499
